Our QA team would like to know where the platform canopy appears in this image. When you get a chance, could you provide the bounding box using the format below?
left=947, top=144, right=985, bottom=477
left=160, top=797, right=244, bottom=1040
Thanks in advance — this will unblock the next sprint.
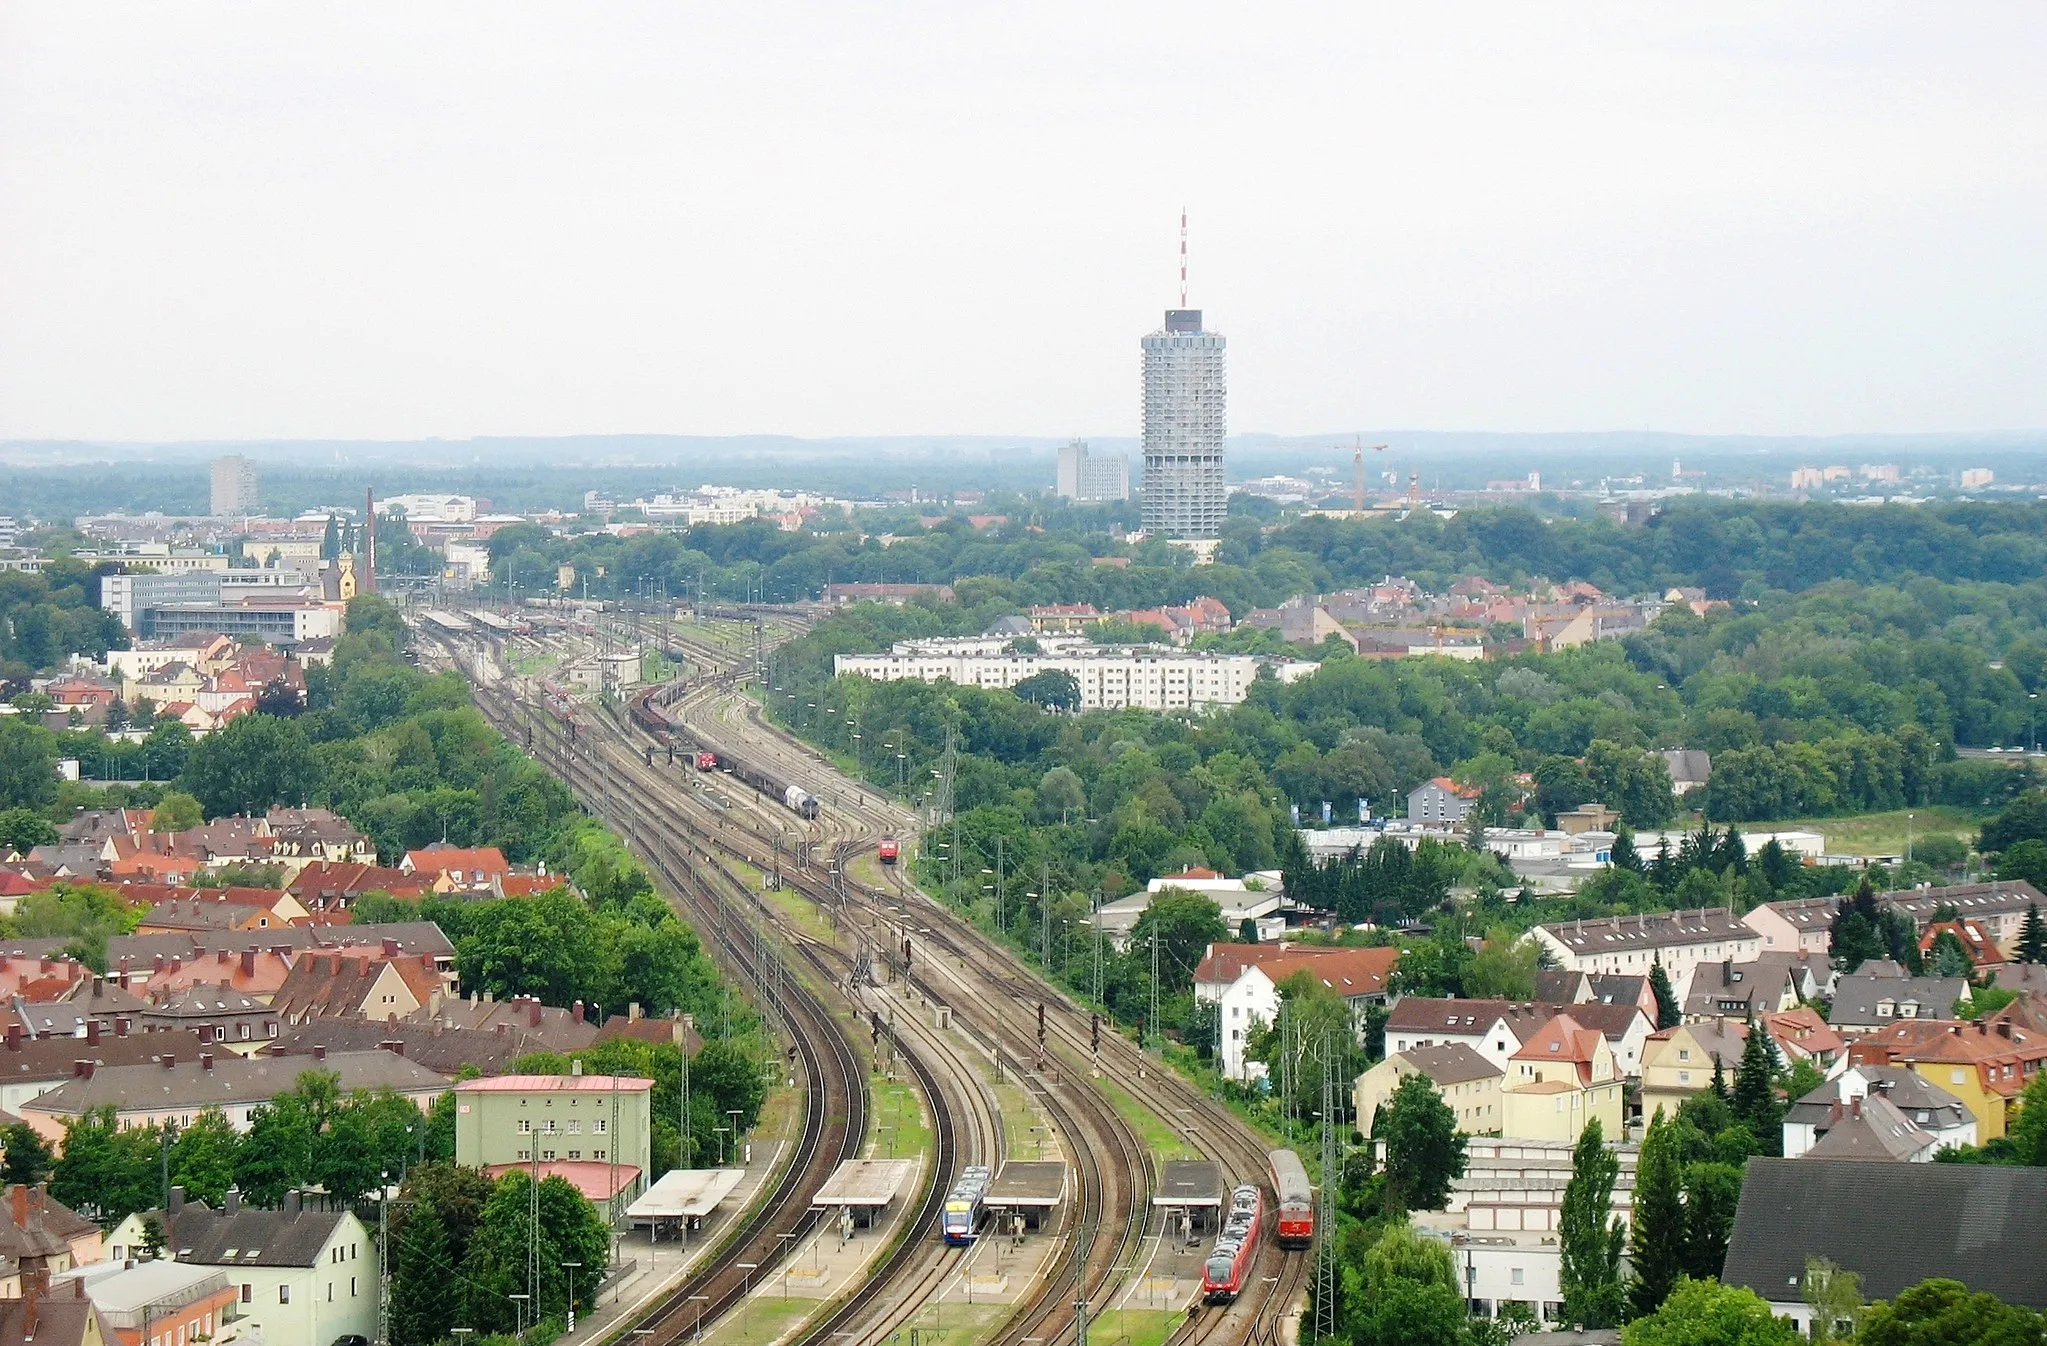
left=814, top=1158, right=915, bottom=1208
left=626, top=1168, right=746, bottom=1222
left=986, top=1161, right=1068, bottom=1210
left=1153, top=1160, right=1223, bottom=1208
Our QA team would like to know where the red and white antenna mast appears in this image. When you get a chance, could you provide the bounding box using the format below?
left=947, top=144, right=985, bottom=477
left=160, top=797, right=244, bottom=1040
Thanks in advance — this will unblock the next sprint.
left=1178, top=207, right=1188, bottom=307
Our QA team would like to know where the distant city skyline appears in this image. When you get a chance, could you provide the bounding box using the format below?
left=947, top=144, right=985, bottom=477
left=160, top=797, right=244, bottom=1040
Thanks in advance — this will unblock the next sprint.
left=3, top=6, right=2044, bottom=442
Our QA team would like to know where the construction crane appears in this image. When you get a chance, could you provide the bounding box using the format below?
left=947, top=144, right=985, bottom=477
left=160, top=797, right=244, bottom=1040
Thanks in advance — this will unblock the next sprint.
left=1350, top=436, right=1388, bottom=512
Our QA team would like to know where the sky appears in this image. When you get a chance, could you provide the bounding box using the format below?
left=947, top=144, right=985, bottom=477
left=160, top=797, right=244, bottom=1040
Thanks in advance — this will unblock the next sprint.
left=2, top=3, right=2045, bottom=444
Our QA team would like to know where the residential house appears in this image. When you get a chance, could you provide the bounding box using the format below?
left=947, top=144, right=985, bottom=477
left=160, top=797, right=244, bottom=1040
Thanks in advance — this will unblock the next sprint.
left=1500, top=1014, right=1625, bottom=1143
left=17, top=1049, right=450, bottom=1140
left=1353, top=1043, right=1503, bottom=1136
left=1533, top=970, right=1591, bottom=1004
left=1660, top=750, right=1711, bottom=796
left=1553, top=1001, right=1656, bottom=1078
left=1683, top=956, right=1809, bottom=1021
left=0, top=1029, right=210, bottom=1116
left=131, top=947, right=296, bottom=1005
left=106, top=1191, right=377, bottom=1346
left=1826, top=973, right=1968, bottom=1035
left=1919, top=918, right=2008, bottom=975
left=280, top=862, right=428, bottom=916
left=268, top=1019, right=545, bottom=1078
left=1585, top=974, right=1660, bottom=1021
left=0, top=1287, right=112, bottom=1346
left=1408, top=778, right=1480, bottom=825
left=1887, top=881, right=2044, bottom=952
left=452, top=1074, right=655, bottom=1222
left=1846, top=1017, right=2047, bottom=1140
left=56, top=1260, right=241, bottom=1346
left=400, top=846, right=511, bottom=896
left=1798, top=1092, right=1937, bottom=1161
left=1529, top=909, right=1761, bottom=1002
left=1192, top=943, right=1399, bottom=1081
left=1740, top=895, right=1841, bottom=955
left=262, top=809, right=372, bottom=866
left=0, top=1184, right=104, bottom=1292
left=1640, top=1018, right=1751, bottom=1121
left=268, top=951, right=444, bottom=1025
left=1722, top=1160, right=2047, bottom=1331
left=1384, top=999, right=1557, bottom=1074
left=410, top=993, right=602, bottom=1054
left=136, top=987, right=280, bottom=1053
left=1761, top=1007, right=1846, bottom=1071
left=1782, top=1066, right=1976, bottom=1157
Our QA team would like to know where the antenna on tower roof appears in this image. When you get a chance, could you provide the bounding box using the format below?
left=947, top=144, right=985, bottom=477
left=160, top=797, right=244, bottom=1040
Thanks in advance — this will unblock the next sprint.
left=1179, top=207, right=1188, bottom=308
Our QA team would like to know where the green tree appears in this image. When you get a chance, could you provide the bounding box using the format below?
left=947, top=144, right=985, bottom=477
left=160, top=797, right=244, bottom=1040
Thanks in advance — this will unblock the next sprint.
left=1558, top=1118, right=1626, bottom=1329
left=1732, top=1021, right=1783, bottom=1155
left=1620, top=1277, right=1796, bottom=1346
left=1378, top=1072, right=1468, bottom=1213
left=1856, top=1278, right=2045, bottom=1346
left=1129, top=889, right=1228, bottom=998
left=390, top=1200, right=455, bottom=1346
left=461, top=1170, right=612, bottom=1332
left=1035, top=766, right=1087, bottom=823
left=179, top=712, right=320, bottom=817
left=1802, top=1256, right=1864, bottom=1344
left=235, top=1087, right=320, bottom=1206
left=0, top=718, right=58, bottom=812
left=2018, top=903, right=2046, bottom=965
left=1585, top=740, right=1677, bottom=828
left=1351, top=1221, right=1466, bottom=1346
left=1829, top=876, right=1887, bottom=974
left=1680, top=1161, right=1743, bottom=1280
left=167, top=1107, right=241, bottom=1205
left=1627, top=1111, right=1686, bottom=1318
left=1011, top=669, right=1081, bottom=712
left=50, top=1107, right=160, bottom=1226
left=1649, top=960, right=1681, bottom=1030
left=1928, top=928, right=1974, bottom=979
left=1461, top=931, right=1539, bottom=1001
left=0, top=808, right=59, bottom=855
left=149, top=791, right=203, bottom=832
left=0, top=1123, right=53, bottom=1187
left=2007, top=1067, right=2047, bottom=1167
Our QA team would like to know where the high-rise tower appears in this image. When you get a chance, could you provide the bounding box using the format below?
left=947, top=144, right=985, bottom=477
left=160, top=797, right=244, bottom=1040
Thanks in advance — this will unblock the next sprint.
left=1139, top=215, right=1226, bottom=538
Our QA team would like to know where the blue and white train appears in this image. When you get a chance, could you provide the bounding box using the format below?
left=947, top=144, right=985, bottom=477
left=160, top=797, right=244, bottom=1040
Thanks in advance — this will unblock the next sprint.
left=941, top=1166, right=992, bottom=1245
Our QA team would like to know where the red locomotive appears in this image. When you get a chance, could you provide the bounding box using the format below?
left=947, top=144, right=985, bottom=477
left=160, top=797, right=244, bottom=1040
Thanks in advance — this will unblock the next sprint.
left=695, top=751, right=718, bottom=771
left=1269, top=1149, right=1313, bottom=1249
left=878, top=837, right=899, bottom=865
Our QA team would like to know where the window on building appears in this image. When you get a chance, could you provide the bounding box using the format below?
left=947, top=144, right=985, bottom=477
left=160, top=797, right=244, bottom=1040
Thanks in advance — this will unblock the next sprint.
left=279, top=1286, right=290, bottom=1305
left=594, top=1119, right=607, bottom=1134
left=518, top=1119, right=531, bottom=1133
left=241, top=1285, right=252, bottom=1304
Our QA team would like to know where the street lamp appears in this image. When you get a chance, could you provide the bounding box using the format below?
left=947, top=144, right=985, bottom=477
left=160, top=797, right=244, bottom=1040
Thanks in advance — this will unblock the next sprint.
left=561, top=1262, right=582, bottom=1333
left=714, top=1126, right=730, bottom=1165
left=728, top=1110, right=745, bottom=1163
left=509, top=1292, right=530, bottom=1341
left=688, top=1296, right=710, bottom=1344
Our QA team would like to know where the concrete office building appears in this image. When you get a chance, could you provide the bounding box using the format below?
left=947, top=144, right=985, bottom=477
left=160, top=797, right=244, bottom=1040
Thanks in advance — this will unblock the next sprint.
left=211, top=456, right=259, bottom=517
left=1057, top=440, right=1131, bottom=503
left=835, top=638, right=1312, bottom=711
left=1140, top=309, right=1227, bottom=539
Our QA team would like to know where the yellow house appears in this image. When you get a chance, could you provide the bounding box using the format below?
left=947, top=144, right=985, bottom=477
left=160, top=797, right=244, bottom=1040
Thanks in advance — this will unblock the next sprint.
left=1855, top=1017, right=2047, bottom=1142
left=1502, top=1013, right=1625, bottom=1142
left=1639, top=1018, right=1752, bottom=1122
left=1353, top=1042, right=1504, bottom=1136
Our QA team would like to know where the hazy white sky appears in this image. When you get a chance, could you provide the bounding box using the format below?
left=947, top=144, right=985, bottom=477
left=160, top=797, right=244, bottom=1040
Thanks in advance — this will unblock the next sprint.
left=3, top=3, right=2045, bottom=442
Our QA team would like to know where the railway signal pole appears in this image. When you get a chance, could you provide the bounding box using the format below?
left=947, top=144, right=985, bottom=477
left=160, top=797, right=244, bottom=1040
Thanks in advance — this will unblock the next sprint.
left=1314, top=1030, right=1340, bottom=1344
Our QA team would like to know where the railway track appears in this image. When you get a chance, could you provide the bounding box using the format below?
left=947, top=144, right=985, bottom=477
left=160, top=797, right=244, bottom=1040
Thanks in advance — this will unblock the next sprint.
left=430, top=631, right=1041, bottom=1346
left=661, top=667, right=1311, bottom=1346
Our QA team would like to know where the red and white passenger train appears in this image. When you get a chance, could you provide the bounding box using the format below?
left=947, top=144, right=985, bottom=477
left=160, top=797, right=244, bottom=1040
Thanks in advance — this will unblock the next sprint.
left=1201, top=1183, right=1265, bottom=1303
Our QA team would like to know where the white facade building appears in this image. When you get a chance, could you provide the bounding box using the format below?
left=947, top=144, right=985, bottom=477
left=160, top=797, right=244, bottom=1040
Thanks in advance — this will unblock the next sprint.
left=834, top=639, right=1305, bottom=711
left=1530, top=909, right=1761, bottom=1002
left=1057, top=440, right=1131, bottom=503
left=1140, top=309, right=1227, bottom=539
left=210, top=456, right=259, bottom=517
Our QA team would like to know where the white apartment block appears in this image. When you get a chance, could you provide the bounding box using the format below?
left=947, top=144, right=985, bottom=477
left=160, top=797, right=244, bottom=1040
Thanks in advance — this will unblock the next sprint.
left=1529, top=908, right=1760, bottom=1002
left=834, top=640, right=1294, bottom=711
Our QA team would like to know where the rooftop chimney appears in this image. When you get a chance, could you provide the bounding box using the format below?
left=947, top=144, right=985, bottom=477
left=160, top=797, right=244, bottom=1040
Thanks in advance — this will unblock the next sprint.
left=380, top=1039, right=405, bottom=1057
left=13, top=1182, right=29, bottom=1229
left=381, top=938, right=398, bottom=957
left=86, top=1021, right=100, bottom=1046
left=5, top=1025, right=19, bottom=1053
left=161, top=1053, right=176, bottom=1069
left=168, top=1185, right=185, bottom=1214
left=312, top=1044, right=326, bottom=1061
left=201, top=1052, right=214, bottom=1071
left=528, top=999, right=541, bottom=1028
left=571, top=1001, right=584, bottom=1025
left=223, top=1189, right=239, bottom=1215
left=284, top=1190, right=301, bottom=1215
